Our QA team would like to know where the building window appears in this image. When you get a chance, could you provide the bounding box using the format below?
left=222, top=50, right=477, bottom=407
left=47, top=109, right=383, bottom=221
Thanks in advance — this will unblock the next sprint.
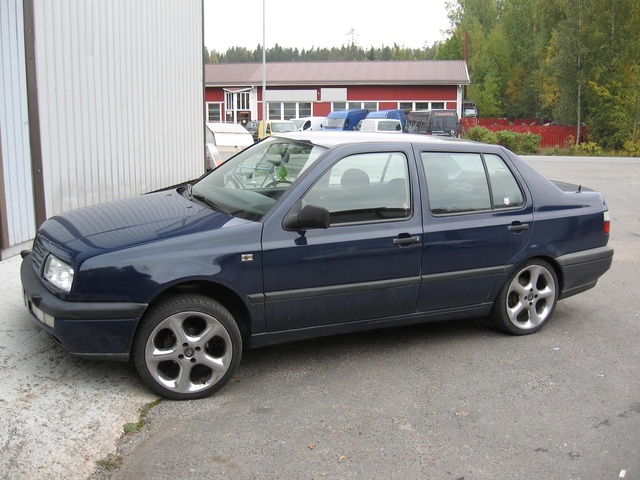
left=333, top=102, right=346, bottom=110
left=347, top=102, right=378, bottom=111
left=298, top=103, right=312, bottom=117
left=207, top=103, right=222, bottom=122
left=267, top=102, right=314, bottom=119
left=283, top=102, right=297, bottom=119
left=238, top=92, right=250, bottom=110
left=268, top=103, right=281, bottom=120
left=402, top=102, right=448, bottom=112
left=225, top=91, right=250, bottom=110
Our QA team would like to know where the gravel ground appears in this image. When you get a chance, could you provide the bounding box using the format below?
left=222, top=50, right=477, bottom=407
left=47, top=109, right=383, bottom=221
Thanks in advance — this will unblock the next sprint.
left=0, top=254, right=158, bottom=479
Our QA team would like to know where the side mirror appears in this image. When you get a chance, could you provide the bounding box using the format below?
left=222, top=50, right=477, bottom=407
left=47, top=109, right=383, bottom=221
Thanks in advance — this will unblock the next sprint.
left=283, top=204, right=330, bottom=230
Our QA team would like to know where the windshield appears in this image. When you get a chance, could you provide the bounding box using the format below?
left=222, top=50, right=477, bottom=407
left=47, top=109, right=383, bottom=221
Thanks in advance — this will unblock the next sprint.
left=324, top=117, right=345, bottom=129
left=271, top=122, right=296, bottom=133
left=190, top=137, right=328, bottom=221
left=378, top=120, right=401, bottom=131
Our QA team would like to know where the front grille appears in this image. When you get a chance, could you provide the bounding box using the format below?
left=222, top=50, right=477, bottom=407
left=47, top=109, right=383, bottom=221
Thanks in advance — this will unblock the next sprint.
left=31, top=235, right=47, bottom=274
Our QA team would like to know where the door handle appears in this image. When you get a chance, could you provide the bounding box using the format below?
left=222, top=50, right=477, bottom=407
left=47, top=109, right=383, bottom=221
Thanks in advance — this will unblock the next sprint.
left=393, top=235, right=421, bottom=246
left=508, top=223, right=530, bottom=232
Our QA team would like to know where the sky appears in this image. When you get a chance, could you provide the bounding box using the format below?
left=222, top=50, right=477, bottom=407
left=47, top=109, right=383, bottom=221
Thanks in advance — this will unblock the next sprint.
left=204, top=0, right=451, bottom=53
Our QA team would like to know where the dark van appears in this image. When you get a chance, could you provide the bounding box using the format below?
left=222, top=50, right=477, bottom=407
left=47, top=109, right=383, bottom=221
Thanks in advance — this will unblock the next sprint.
left=404, top=109, right=461, bottom=137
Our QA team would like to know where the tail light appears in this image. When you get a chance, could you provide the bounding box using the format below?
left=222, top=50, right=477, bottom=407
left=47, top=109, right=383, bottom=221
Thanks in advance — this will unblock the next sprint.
left=603, top=210, right=610, bottom=234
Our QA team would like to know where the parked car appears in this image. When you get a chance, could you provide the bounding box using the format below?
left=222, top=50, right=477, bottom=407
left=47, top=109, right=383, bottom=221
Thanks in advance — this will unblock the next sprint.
left=257, top=120, right=296, bottom=140
left=205, top=123, right=254, bottom=170
left=21, top=132, right=613, bottom=400
left=355, top=118, right=403, bottom=132
left=244, top=120, right=260, bottom=142
left=291, top=116, right=326, bottom=131
left=462, top=101, right=478, bottom=118
left=323, top=109, right=368, bottom=131
left=365, top=109, right=407, bottom=128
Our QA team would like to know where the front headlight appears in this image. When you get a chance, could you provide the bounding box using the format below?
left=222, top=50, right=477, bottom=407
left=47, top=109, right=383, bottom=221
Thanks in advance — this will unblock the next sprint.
left=44, top=255, right=74, bottom=292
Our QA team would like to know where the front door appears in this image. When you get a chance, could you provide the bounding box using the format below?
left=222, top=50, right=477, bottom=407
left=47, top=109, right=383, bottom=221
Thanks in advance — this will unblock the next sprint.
left=261, top=145, right=423, bottom=333
left=238, top=111, right=250, bottom=126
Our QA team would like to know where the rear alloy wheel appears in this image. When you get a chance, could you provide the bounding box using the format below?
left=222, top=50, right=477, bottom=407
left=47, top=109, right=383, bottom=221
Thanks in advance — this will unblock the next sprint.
left=132, top=295, right=242, bottom=400
left=491, top=259, right=558, bottom=335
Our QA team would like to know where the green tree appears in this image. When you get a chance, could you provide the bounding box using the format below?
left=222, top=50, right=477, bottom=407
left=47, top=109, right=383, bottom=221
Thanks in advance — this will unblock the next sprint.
left=582, top=0, right=640, bottom=149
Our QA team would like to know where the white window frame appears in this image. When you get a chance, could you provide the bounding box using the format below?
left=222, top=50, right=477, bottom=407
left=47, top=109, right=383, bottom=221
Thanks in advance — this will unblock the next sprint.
left=267, top=102, right=313, bottom=120
left=206, top=102, right=222, bottom=122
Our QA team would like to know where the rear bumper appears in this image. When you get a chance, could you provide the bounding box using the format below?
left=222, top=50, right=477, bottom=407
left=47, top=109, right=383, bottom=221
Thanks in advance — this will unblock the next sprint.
left=21, top=253, right=147, bottom=361
left=556, top=245, right=614, bottom=299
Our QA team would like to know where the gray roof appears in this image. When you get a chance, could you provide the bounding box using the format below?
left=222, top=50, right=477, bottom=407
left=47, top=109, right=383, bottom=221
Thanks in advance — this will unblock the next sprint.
left=205, top=60, right=470, bottom=87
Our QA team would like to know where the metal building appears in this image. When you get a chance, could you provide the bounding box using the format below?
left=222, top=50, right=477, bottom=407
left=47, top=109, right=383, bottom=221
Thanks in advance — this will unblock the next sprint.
left=0, top=0, right=205, bottom=259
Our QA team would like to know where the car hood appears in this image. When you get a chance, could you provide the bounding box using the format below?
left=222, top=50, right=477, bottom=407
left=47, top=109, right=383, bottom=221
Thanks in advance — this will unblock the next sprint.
left=38, top=189, right=244, bottom=261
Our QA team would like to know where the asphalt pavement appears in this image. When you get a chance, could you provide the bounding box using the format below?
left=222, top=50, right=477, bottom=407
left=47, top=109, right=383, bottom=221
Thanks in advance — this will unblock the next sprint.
left=1, top=156, right=638, bottom=480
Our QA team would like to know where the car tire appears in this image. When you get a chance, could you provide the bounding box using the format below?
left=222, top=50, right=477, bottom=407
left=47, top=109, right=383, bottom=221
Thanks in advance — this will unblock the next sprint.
left=132, top=294, right=242, bottom=400
left=490, top=259, right=559, bottom=335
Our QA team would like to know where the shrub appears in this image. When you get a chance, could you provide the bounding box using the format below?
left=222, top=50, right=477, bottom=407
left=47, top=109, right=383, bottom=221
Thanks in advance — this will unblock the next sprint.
left=569, top=141, right=603, bottom=156
left=622, top=140, right=640, bottom=157
left=463, top=126, right=498, bottom=144
left=463, top=127, right=541, bottom=154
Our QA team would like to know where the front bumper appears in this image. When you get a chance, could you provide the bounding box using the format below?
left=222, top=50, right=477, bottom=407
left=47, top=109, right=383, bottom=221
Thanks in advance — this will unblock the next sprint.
left=21, top=253, right=148, bottom=361
left=556, top=245, right=614, bottom=299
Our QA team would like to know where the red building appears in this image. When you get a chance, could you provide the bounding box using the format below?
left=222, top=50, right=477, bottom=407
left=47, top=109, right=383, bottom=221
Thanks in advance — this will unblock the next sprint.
left=205, top=60, right=470, bottom=125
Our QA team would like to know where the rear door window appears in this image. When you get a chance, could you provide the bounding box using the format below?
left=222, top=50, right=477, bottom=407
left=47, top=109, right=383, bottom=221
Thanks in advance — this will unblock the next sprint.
left=421, top=152, right=524, bottom=215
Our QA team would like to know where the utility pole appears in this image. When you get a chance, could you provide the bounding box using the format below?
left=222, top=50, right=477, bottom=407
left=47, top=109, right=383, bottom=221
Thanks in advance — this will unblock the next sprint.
left=347, top=28, right=356, bottom=46
left=262, top=0, right=267, bottom=122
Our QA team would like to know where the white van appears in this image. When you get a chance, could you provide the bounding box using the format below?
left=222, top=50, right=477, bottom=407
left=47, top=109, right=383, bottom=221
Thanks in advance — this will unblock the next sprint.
left=292, top=116, right=326, bottom=131
left=355, top=118, right=403, bottom=133
left=205, top=123, right=254, bottom=170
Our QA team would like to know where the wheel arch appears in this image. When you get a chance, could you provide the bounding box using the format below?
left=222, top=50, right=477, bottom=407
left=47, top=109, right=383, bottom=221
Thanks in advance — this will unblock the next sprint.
left=142, top=280, right=253, bottom=345
left=503, top=253, right=565, bottom=298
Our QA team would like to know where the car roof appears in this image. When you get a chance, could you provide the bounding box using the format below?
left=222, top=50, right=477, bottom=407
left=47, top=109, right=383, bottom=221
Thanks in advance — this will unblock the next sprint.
left=293, top=116, right=326, bottom=121
left=272, top=130, right=483, bottom=150
left=360, top=118, right=401, bottom=124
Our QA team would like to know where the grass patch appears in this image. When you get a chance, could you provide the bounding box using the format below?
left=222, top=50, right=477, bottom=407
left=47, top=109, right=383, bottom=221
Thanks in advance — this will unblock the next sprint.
left=96, top=454, right=123, bottom=471
left=122, top=398, right=164, bottom=436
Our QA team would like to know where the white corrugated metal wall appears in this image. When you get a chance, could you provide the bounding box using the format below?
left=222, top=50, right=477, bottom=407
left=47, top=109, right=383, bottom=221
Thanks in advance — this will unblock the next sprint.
left=32, top=0, right=204, bottom=216
left=0, top=0, right=38, bottom=255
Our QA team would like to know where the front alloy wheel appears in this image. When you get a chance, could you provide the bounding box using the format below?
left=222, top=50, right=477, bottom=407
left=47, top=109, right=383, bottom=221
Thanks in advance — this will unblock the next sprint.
left=132, top=295, right=242, bottom=400
left=491, top=259, right=558, bottom=335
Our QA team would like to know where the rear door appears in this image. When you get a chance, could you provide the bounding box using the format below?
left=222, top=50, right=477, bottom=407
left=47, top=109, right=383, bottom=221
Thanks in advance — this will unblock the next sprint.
left=416, top=150, right=533, bottom=312
left=260, top=143, right=423, bottom=332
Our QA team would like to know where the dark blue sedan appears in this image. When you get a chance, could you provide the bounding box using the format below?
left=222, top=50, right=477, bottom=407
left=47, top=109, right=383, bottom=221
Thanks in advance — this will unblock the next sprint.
left=21, top=132, right=613, bottom=399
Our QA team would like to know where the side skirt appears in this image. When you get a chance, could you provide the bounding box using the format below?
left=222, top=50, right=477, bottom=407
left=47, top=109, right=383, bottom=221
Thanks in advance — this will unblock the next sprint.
left=247, top=302, right=494, bottom=349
